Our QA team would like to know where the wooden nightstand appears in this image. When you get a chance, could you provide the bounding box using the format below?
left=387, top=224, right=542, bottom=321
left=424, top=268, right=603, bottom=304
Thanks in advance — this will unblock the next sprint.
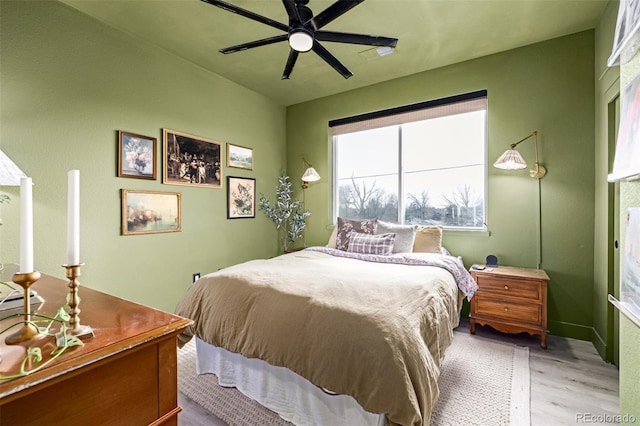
left=469, top=265, right=550, bottom=349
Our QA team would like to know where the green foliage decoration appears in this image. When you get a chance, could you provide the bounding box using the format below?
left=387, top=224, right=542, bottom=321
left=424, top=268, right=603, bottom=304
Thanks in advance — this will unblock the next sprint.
left=0, top=281, right=84, bottom=380
left=258, top=175, right=311, bottom=252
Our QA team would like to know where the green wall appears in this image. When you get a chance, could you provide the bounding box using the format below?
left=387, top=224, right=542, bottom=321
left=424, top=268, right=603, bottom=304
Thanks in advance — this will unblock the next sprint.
left=0, top=1, right=286, bottom=312
left=287, top=31, right=597, bottom=340
left=593, top=0, right=621, bottom=361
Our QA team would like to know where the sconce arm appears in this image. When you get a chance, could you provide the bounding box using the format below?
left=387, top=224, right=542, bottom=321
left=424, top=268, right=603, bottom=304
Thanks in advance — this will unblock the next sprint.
left=511, top=131, right=541, bottom=166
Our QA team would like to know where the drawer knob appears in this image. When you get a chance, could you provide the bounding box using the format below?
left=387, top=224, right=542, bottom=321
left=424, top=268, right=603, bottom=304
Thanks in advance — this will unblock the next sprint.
left=504, top=285, right=509, bottom=290
left=504, top=307, right=509, bottom=312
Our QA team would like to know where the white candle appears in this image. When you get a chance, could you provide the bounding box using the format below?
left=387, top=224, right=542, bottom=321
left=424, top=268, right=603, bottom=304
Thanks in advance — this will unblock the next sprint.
left=19, top=177, right=34, bottom=273
left=67, top=169, right=80, bottom=266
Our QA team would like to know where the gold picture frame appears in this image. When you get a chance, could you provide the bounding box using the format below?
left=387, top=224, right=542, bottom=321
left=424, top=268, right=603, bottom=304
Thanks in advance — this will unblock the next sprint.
left=163, top=129, right=222, bottom=188
left=121, top=189, right=182, bottom=235
left=227, top=143, right=253, bottom=170
left=117, top=131, right=157, bottom=180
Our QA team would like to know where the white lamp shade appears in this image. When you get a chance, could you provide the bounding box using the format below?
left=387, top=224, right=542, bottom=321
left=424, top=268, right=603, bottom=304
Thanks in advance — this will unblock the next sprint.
left=0, top=149, right=27, bottom=186
left=301, top=167, right=321, bottom=182
left=493, top=149, right=527, bottom=170
left=289, top=29, right=313, bottom=52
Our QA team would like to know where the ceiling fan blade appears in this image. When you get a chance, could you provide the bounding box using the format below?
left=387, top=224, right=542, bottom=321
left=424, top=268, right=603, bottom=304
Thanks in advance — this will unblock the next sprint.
left=308, top=0, right=364, bottom=30
left=312, top=41, right=353, bottom=79
left=316, top=31, right=398, bottom=47
left=282, top=0, right=301, bottom=25
left=220, top=34, right=289, bottom=54
left=201, top=0, right=289, bottom=32
left=282, top=50, right=300, bottom=80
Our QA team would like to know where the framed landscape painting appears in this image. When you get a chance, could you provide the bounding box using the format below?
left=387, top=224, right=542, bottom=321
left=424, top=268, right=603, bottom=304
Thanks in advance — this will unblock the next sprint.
left=121, top=189, right=182, bottom=235
left=227, top=143, right=253, bottom=170
left=163, top=129, right=222, bottom=188
left=118, top=131, right=157, bottom=180
left=227, top=176, right=256, bottom=219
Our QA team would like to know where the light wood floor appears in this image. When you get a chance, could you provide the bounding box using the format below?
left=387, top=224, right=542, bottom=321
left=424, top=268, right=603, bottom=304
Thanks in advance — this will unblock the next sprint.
left=178, top=319, right=620, bottom=426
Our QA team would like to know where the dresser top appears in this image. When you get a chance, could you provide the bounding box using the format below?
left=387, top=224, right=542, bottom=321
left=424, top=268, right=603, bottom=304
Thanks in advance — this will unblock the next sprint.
left=470, top=265, right=550, bottom=281
left=0, top=266, right=191, bottom=398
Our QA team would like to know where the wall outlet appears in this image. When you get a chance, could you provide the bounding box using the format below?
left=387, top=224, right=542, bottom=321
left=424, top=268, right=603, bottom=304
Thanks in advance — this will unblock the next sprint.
left=193, top=273, right=200, bottom=283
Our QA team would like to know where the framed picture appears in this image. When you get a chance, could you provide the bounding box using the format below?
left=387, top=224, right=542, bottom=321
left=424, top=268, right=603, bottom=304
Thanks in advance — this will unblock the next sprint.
left=121, top=189, right=182, bottom=235
left=117, top=131, right=157, bottom=180
left=163, top=129, right=222, bottom=188
left=608, top=74, right=640, bottom=182
left=609, top=0, right=640, bottom=66
left=227, top=143, right=253, bottom=170
left=227, top=176, right=256, bottom=219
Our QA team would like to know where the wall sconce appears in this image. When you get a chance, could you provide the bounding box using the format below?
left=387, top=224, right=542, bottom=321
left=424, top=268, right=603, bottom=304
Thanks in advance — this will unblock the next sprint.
left=493, top=131, right=546, bottom=269
left=301, top=158, right=320, bottom=189
left=493, top=131, right=546, bottom=179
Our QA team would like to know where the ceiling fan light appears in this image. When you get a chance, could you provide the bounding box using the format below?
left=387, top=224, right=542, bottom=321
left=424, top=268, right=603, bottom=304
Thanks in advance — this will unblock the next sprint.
left=289, top=28, right=313, bottom=52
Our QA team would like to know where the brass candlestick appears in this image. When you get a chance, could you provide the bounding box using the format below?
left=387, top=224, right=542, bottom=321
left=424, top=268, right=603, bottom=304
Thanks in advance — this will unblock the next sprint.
left=63, top=264, right=94, bottom=339
left=5, top=271, right=44, bottom=345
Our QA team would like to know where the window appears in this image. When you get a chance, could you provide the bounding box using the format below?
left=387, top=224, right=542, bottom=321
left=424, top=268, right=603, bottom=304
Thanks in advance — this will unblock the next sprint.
left=331, top=90, right=487, bottom=229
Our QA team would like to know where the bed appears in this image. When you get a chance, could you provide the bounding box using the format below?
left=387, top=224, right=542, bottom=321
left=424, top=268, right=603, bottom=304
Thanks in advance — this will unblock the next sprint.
left=175, top=223, right=478, bottom=426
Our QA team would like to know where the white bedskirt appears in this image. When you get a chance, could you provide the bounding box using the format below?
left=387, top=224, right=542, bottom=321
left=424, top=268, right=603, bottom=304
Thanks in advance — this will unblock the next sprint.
left=195, top=337, right=386, bottom=426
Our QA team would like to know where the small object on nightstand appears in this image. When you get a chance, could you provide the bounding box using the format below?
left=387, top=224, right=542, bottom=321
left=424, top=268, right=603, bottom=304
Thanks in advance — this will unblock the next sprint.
left=471, top=264, right=486, bottom=270
left=485, top=254, right=498, bottom=267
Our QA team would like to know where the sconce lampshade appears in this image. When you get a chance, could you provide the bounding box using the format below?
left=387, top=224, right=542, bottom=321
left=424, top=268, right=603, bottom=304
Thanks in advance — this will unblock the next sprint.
left=493, top=131, right=546, bottom=179
left=0, top=149, right=27, bottom=186
left=493, top=148, right=527, bottom=170
left=301, top=167, right=321, bottom=183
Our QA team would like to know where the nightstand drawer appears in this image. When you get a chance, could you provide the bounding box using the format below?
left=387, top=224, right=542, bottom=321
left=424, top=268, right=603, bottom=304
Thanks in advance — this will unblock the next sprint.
left=475, top=275, right=541, bottom=301
left=475, top=298, right=541, bottom=324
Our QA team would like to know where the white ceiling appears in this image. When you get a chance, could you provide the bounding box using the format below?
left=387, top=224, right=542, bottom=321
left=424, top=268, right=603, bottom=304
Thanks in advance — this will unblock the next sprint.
left=60, top=0, right=609, bottom=106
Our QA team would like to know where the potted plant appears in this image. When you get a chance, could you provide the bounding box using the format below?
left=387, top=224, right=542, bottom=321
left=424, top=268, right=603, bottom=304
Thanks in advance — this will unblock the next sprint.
left=259, top=175, right=311, bottom=253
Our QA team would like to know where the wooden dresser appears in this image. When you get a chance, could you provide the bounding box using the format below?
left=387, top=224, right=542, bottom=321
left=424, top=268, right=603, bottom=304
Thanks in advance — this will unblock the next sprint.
left=469, top=265, right=550, bottom=349
left=0, top=267, right=192, bottom=425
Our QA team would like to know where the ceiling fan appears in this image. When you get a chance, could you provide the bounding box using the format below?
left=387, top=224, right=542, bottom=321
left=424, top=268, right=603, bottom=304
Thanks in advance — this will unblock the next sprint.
left=201, top=0, right=398, bottom=79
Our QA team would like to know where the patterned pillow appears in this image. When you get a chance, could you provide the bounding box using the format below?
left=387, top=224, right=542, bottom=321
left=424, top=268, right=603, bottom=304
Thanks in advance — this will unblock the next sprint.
left=347, top=232, right=396, bottom=256
left=335, top=217, right=378, bottom=251
left=375, top=220, right=418, bottom=253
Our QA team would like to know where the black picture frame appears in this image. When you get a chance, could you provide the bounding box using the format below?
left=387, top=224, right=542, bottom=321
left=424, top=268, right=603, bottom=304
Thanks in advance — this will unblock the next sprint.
left=227, top=176, right=256, bottom=219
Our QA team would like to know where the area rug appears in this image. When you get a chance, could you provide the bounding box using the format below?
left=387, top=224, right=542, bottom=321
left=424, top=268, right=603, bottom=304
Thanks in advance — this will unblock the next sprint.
left=178, top=331, right=530, bottom=426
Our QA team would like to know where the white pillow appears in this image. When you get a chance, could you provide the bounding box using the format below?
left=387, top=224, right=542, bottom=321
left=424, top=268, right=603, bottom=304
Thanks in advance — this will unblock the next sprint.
left=375, top=221, right=417, bottom=253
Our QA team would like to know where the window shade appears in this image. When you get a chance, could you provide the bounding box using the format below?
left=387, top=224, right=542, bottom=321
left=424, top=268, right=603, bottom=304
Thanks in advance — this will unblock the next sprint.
left=329, top=90, right=487, bottom=136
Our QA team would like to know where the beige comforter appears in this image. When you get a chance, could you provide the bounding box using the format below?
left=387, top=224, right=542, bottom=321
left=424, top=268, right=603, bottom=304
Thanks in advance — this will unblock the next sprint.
left=175, top=250, right=463, bottom=426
